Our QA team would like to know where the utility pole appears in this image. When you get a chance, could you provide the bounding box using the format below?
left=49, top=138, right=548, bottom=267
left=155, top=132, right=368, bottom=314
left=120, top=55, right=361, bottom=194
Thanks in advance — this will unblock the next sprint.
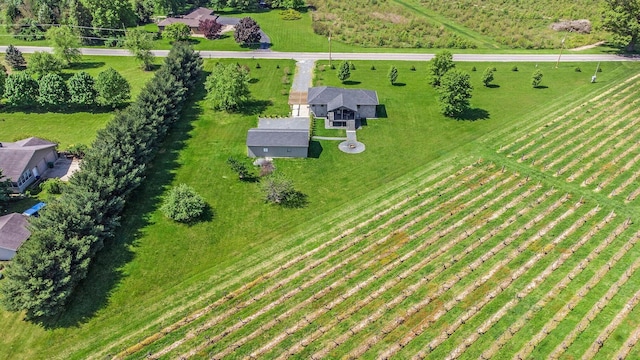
left=555, top=35, right=566, bottom=69
left=328, top=30, right=332, bottom=68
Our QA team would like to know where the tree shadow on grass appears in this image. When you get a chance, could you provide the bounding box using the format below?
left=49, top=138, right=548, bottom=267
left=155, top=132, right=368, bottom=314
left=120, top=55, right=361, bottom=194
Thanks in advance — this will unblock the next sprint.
left=281, top=191, right=309, bottom=209
left=534, top=85, right=549, bottom=89
left=342, top=80, right=361, bottom=86
left=34, top=74, right=206, bottom=329
left=0, top=104, right=122, bottom=115
left=237, top=99, right=272, bottom=116
left=69, top=61, right=106, bottom=70
left=486, top=84, right=500, bottom=88
left=392, top=82, right=406, bottom=87
left=454, top=107, right=490, bottom=121
left=248, top=78, right=260, bottom=84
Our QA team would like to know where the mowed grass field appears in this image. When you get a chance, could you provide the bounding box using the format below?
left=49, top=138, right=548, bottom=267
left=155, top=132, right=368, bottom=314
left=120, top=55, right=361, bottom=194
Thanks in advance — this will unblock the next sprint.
left=0, top=55, right=158, bottom=149
left=0, top=58, right=639, bottom=359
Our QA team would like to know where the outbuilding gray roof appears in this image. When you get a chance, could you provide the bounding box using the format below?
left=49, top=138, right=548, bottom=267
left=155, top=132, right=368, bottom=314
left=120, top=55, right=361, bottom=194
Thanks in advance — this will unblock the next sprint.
left=247, top=129, right=309, bottom=147
left=307, top=87, right=379, bottom=111
left=0, top=213, right=30, bottom=252
left=0, top=137, right=57, bottom=182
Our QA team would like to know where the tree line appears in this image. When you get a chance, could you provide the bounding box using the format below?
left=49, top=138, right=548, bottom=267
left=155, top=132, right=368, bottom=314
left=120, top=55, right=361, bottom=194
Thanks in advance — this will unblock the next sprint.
left=0, top=42, right=203, bottom=319
left=2, top=47, right=131, bottom=109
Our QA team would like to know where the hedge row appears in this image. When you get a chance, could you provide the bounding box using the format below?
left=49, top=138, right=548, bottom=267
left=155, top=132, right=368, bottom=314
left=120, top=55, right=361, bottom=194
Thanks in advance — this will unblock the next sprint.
left=0, top=42, right=203, bottom=319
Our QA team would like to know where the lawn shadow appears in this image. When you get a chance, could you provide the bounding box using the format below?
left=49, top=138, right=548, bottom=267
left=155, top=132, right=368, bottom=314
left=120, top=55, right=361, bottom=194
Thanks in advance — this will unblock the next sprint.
left=376, top=104, right=388, bottom=118
left=69, top=61, right=106, bottom=70
left=455, top=107, right=490, bottom=121
left=282, top=191, right=309, bottom=208
left=308, top=140, right=323, bottom=158
left=534, top=85, right=549, bottom=89
left=486, top=84, right=500, bottom=88
left=248, top=78, right=260, bottom=84
left=0, top=104, right=119, bottom=115
left=34, top=73, right=205, bottom=329
left=392, top=82, right=406, bottom=87
left=237, top=99, right=272, bottom=116
left=342, top=80, right=361, bottom=86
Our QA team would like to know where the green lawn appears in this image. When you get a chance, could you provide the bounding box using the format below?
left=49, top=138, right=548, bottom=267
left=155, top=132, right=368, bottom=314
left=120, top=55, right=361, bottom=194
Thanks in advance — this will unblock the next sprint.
left=1, top=57, right=638, bottom=359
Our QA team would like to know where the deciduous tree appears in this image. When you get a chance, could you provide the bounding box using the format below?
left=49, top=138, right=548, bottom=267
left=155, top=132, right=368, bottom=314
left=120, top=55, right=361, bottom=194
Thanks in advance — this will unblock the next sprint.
left=261, top=174, right=306, bottom=207
left=428, top=50, right=455, bottom=87
left=38, top=73, right=69, bottom=106
left=532, top=69, right=544, bottom=88
left=205, top=62, right=250, bottom=111
left=83, top=0, right=136, bottom=31
left=28, top=52, right=64, bottom=78
left=46, top=25, right=82, bottom=67
left=436, top=69, right=473, bottom=117
left=95, top=68, right=131, bottom=107
left=199, top=18, right=223, bottom=40
left=162, top=22, right=191, bottom=42
left=337, top=60, right=351, bottom=82
left=134, top=0, right=154, bottom=25
left=124, top=29, right=155, bottom=70
left=234, top=17, right=261, bottom=45
left=482, top=67, right=495, bottom=87
left=388, top=65, right=398, bottom=85
left=602, top=0, right=640, bottom=52
left=4, top=72, right=38, bottom=106
left=67, top=71, right=97, bottom=106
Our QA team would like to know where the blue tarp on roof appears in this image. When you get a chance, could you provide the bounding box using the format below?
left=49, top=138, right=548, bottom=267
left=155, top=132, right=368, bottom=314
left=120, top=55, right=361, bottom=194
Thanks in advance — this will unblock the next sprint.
left=22, top=202, right=45, bottom=217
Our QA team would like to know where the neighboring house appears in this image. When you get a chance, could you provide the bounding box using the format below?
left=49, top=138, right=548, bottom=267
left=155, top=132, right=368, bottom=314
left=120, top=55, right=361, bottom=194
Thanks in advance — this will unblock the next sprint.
left=247, top=117, right=310, bottom=158
left=0, top=213, right=30, bottom=261
left=0, top=137, right=58, bottom=193
left=157, top=7, right=271, bottom=47
left=307, top=86, right=379, bottom=128
left=158, top=7, right=216, bottom=34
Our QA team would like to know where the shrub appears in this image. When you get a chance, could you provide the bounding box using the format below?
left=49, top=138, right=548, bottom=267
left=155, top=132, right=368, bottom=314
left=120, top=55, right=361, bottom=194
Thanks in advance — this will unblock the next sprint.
left=256, top=63, right=261, bottom=69
left=40, top=178, right=64, bottom=195
left=471, top=66, right=477, bottom=71
left=350, top=62, right=356, bottom=70
left=370, top=65, right=376, bottom=70
left=261, top=174, right=306, bottom=208
left=532, top=69, right=544, bottom=88
left=511, top=65, right=518, bottom=72
left=227, top=157, right=254, bottom=180
left=280, top=9, right=301, bottom=20
left=162, top=23, right=191, bottom=42
left=410, top=65, right=416, bottom=71
left=575, top=67, right=582, bottom=72
left=66, top=144, right=88, bottom=158
left=161, top=184, right=207, bottom=223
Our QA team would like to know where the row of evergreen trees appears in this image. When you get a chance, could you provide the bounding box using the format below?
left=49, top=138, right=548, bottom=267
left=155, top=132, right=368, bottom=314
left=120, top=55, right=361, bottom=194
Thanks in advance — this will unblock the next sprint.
left=0, top=42, right=203, bottom=319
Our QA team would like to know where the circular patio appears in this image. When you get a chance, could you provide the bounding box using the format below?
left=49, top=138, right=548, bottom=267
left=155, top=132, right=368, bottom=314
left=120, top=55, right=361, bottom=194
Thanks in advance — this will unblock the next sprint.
left=338, top=140, right=365, bottom=154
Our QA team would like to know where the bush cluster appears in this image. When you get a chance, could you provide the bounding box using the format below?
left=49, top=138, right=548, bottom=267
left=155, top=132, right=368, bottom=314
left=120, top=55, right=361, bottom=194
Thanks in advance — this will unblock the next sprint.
left=0, top=42, right=203, bottom=319
left=2, top=67, right=129, bottom=109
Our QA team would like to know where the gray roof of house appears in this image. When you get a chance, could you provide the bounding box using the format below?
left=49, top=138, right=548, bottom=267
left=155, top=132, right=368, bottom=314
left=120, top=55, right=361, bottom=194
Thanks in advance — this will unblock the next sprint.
left=0, top=137, right=57, bottom=182
left=247, top=129, right=309, bottom=147
left=257, top=117, right=310, bottom=130
left=0, top=213, right=30, bottom=252
left=307, top=87, right=379, bottom=111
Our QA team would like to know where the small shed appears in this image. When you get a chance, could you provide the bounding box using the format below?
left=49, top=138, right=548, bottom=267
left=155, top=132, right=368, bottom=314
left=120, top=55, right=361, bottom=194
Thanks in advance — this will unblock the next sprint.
left=0, top=213, right=31, bottom=261
left=246, top=117, right=310, bottom=158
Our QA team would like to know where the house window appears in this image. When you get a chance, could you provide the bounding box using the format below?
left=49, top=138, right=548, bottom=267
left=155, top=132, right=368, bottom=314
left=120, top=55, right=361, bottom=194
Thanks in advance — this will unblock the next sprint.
left=17, top=170, right=33, bottom=187
left=287, top=148, right=292, bottom=152
left=263, top=148, right=269, bottom=153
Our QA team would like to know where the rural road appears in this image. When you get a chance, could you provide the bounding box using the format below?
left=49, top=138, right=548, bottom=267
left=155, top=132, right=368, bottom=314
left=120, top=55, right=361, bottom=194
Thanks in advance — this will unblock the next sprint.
left=1, top=45, right=638, bottom=62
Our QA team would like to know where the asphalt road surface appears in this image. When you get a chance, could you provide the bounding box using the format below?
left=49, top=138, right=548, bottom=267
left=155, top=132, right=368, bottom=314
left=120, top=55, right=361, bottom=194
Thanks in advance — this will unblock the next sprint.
left=1, top=45, right=637, bottom=62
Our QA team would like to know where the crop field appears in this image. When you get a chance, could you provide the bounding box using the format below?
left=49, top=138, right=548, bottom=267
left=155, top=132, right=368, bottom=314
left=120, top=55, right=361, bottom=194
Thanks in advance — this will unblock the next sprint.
left=110, top=72, right=640, bottom=358
left=498, top=73, right=640, bottom=204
